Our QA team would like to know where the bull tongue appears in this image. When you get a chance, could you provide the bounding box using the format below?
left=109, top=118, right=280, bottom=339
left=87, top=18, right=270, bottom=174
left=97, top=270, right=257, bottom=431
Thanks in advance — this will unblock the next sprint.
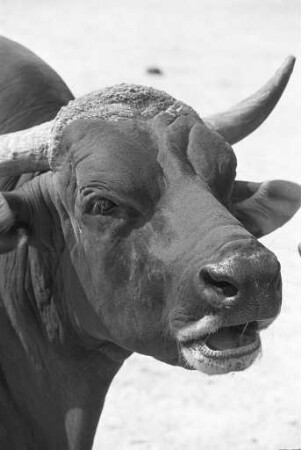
left=205, top=325, right=254, bottom=351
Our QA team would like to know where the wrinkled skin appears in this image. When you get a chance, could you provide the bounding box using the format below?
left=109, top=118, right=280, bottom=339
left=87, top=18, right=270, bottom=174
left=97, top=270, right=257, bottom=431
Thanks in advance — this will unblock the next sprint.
left=0, top=36, right=300, bottom=449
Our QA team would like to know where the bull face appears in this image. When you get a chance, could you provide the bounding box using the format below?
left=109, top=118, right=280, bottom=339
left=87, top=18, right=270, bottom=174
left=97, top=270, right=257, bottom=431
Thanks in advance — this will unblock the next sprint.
left=48, top=111, right=285, bottom=375
left=0, top=71, right=300, bottom=375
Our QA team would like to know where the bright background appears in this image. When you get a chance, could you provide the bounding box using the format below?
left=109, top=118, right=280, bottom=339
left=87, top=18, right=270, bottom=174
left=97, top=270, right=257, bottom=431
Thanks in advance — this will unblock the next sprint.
left=0, top=1, right=300, bottom=449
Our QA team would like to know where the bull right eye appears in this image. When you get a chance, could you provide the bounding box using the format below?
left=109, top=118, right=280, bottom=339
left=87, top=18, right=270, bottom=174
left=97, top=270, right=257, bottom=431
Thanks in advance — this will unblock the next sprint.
left=86, top=197, right=117, bottom=216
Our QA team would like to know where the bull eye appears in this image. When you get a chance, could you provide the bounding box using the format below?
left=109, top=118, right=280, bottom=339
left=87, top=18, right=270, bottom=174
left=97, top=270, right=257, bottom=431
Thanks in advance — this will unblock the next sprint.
left=86, top=197, right=117, bottom=216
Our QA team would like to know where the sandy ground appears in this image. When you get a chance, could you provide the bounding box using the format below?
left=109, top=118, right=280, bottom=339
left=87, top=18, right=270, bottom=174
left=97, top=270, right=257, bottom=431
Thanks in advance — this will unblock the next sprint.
left=0, top=1, right=300, bottom=449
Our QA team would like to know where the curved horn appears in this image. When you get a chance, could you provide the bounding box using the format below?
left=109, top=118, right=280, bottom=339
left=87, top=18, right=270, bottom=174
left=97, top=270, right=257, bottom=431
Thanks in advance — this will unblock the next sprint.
left=204, top=56, right=295, bottom=145
left=0, top=120, right=54, bottom=176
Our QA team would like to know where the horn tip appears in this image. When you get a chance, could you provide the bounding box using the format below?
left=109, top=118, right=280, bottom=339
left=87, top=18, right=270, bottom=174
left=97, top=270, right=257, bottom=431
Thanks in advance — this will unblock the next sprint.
left=282, top=55, right=296, bottom=76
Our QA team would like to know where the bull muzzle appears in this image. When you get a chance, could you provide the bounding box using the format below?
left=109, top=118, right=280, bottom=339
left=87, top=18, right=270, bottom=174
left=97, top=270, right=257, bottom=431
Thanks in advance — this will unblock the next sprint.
left=177, top=239, right=282, bottom=375
left=197, top=239, right=282, bottom=316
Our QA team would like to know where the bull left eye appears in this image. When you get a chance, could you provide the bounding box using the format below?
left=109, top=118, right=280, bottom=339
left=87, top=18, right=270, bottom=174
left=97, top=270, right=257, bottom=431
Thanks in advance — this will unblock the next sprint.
left=87, top=197, right=117, bottom=216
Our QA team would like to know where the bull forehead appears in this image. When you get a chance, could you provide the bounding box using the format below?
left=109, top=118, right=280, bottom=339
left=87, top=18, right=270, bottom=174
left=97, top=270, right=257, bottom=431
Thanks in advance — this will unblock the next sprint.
left=60, top=116, right=236, bottom=205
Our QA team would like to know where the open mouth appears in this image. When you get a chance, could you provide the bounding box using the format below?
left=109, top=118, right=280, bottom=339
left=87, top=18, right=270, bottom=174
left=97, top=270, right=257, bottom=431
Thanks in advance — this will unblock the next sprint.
left=179, top=321, right=261, bottom=375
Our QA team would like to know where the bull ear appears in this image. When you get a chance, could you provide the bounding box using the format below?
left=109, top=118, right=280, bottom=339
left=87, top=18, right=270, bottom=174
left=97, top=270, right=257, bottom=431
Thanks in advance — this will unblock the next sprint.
left=232, top=180, right=301, bottom=237
left=0, top=192, right=28, bottom=254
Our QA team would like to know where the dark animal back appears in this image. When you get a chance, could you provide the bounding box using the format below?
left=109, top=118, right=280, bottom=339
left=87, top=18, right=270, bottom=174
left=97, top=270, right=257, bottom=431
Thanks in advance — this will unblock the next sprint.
left=0, top=36, right=74, bottom=190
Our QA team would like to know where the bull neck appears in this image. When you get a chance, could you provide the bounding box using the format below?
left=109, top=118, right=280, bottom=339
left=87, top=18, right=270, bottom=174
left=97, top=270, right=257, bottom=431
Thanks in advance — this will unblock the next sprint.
left=0, top=239, right=128, bottom=449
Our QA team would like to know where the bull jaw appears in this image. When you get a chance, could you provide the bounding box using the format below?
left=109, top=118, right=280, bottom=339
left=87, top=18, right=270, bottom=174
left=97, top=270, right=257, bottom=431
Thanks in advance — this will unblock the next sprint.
left=178, top=319, right=262, bottom=375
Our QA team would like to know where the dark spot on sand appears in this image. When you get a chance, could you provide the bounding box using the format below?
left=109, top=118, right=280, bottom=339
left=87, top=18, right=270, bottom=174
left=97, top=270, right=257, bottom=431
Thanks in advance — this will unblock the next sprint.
left=146, top=66, right=163, bottom=75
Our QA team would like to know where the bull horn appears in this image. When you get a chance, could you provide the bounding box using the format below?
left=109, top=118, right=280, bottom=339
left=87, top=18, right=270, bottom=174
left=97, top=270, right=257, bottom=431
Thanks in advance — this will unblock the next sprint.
left=204, top=56, right=295, bottom=145
left=0, top=120, right=54, bottom=176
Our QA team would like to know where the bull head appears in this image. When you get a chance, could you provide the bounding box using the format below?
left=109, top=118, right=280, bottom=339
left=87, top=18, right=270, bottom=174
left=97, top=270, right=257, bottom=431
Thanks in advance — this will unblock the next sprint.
left=0, top=56, right=300, bottom=376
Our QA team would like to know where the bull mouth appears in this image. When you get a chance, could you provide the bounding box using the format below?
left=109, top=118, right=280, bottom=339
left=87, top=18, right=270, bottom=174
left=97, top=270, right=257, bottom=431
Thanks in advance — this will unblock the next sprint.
left=179, top=321, right=261, bottom=375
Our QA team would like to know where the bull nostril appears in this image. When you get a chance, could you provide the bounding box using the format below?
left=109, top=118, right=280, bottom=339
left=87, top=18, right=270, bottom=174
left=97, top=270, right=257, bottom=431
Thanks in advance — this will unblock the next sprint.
left=202, top=271, right=239, bottom=298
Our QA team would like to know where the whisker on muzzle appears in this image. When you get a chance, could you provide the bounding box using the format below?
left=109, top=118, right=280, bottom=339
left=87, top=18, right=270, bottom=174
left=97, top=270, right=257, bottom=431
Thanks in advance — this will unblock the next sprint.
left=238, top=322, right=249, bottom=345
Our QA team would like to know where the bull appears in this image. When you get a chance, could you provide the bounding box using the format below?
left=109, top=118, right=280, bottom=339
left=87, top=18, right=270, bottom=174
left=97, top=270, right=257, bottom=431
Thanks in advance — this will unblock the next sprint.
left=0, top=36, right=300, bottom=449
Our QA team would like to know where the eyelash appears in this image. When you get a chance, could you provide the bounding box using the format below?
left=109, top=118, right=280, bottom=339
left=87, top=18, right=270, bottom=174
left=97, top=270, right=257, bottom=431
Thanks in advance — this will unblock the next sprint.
left=85, top=197, right=117, bottom=216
